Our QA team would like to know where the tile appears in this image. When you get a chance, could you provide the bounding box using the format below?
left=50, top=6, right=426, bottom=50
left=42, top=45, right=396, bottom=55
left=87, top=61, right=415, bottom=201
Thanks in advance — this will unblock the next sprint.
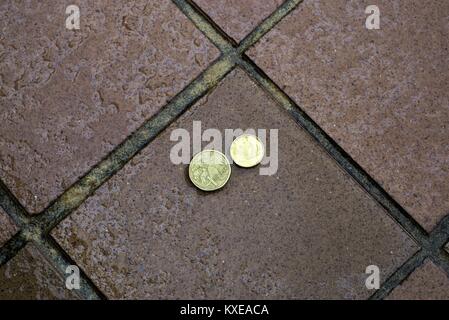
left=0, top=0, right=219, bottom=214
left=53, top=69, right=417, bottom=299
left=0, top=208, right=17, bottom=246
left=387, top=260, right=449, bottom=300
left=248, top=0, right=449, bottom=231
left=0, top=244, right=79, bottom=300
left=194, top=0, right=284, bottom=42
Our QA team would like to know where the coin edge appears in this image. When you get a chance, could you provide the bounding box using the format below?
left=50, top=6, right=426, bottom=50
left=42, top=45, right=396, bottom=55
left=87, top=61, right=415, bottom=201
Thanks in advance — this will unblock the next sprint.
left=230, top=134, right=265, bottom=168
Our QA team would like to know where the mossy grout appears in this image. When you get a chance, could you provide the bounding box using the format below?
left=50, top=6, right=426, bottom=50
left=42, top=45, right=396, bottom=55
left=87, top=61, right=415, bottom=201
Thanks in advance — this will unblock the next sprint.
left=0, top=0, right=448, bottom=300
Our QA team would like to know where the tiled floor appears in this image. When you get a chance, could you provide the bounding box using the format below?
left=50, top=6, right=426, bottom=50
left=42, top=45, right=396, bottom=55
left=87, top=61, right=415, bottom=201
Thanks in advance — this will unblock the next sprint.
left=0, top=0, right=448, bottom=300
left=387, top=260, right=449, bottom=300
left=0, top=244, right=79, bottom=300
left=53, top=70, right=418, bottom=299
left=248, top=0, right=449, bottom=231
left=0, top=0, right=218, bottom=214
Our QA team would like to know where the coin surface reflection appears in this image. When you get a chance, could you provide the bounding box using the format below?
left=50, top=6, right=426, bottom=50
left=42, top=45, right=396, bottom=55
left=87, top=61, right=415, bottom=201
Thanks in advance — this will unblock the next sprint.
left=230, top=134, right=264, bottom=168
left=189, top=150, right=231, bottom=191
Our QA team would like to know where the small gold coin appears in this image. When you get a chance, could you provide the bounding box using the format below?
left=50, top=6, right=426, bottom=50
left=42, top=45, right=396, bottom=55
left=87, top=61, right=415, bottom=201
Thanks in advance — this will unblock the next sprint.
left=189, top=150, right=231, bottom=191
left=230, top=134, right=264, bottom=168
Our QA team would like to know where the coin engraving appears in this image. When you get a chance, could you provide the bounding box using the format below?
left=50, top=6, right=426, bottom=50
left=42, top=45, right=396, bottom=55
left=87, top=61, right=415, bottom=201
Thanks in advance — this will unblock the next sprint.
left=189, top=150, right=231, bottom=191
left=230, top=134, right=265, bottom=168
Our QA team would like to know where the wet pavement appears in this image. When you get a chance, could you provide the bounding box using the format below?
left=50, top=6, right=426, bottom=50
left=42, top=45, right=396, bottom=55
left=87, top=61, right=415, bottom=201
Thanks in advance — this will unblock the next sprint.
left=387, top=260, right=449, bottom=300
left=53, top=69, right=417, bottom=299
left=0, top=244, right=79, bottom=300
left=248, top=0, right=449, bottom=231
left=0, top=0, right=448, bottom=300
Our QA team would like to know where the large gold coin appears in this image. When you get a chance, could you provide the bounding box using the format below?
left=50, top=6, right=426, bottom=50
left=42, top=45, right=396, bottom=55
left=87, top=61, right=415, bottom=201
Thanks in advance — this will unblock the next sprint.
left=189, top=150, right=231, bottom=191
left=230, top=134, right=265, bottom=168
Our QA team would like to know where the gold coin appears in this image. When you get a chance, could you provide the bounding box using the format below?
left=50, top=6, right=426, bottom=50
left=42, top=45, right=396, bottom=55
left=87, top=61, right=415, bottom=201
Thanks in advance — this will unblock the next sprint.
left=189, top=150, right=231, bottom=191
left=230, top=134, right=264, bottom=168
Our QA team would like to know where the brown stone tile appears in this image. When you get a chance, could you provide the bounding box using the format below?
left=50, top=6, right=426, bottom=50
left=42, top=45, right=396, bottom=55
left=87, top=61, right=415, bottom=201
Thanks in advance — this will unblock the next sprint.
left=0, top=208, right=17, bottom=246
left=0, top=244, right=79, bottom=300
left=194, top=0, right=284, bottom=42
left=387, top=260, right=449, bottom=300
left=53, top=69, right=417, bottom=299
left=0, top=0, right=219, bottom=214
left=248, top=0, right=449, bottom=231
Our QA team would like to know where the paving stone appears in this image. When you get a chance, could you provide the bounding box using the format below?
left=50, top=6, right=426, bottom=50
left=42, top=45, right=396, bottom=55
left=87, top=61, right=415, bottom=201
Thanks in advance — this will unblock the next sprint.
left=0, top=244, right=79, bottom=300
left=248, top=0, right=449, bottom=231
left=387, top=260, right=449, bottom=300
left=53, top=69, right=417, bottom=299
left=0, top=208, right=17, bottom=246
left=0, top=0, right=219, bottom=214
left=194, top=0, right=284, bottom=42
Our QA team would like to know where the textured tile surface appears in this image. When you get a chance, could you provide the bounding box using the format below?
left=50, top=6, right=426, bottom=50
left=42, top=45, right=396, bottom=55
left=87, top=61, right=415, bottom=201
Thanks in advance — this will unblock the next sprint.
left=194, top=0, right=284, bottom=42
left=387, top=260, right=449, bottom=300
left=0, top=208, right=17, bottom=246
left=248, top=0, right=449, bottom=230
left=0, top=0, right=219, bottom=214
left=53, top=70, right=417, bottom=299
left=0, top=244, right=79, bottom=300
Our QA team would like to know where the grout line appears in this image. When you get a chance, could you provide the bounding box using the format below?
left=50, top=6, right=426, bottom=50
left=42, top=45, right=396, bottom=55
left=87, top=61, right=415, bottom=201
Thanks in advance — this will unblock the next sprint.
left=0, top=24, right=234, bottom=299
left=0, top=231, right=28, bottom=266
left=238, top=0, right=304, bottom=53
left=173, top=0, right=237, bottom=52
left=237, top=56, right=449, bottom=298
left=173, top=0, right=303, bottom=57
left=0, top=0, right=298, bottom=299
left=33, top=235, right=106, bottom=300
left=427, top=215, right=449, bottom=249
left=429, top=249, right=449, bottom=276
left=35, top=56, right=235, bottom=233
left=171, top=0, right=435, bottom=255
left=369, top=250, right=427, bottom=300
left=166, top=0, right=449, bottom=299
left=237, top=56, right=429, bottom=244
left=0, top=0, right=447, bottom=301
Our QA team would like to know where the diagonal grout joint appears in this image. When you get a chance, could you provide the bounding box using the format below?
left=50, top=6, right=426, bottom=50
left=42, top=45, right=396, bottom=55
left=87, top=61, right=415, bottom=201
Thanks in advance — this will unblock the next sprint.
left=21, top=221, right=44, bottom=243
left=0, top=0, right=445, bottom=301
left=427, top=215, right=449, bottom=249
left=227, top=50, right=241, bottom=64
